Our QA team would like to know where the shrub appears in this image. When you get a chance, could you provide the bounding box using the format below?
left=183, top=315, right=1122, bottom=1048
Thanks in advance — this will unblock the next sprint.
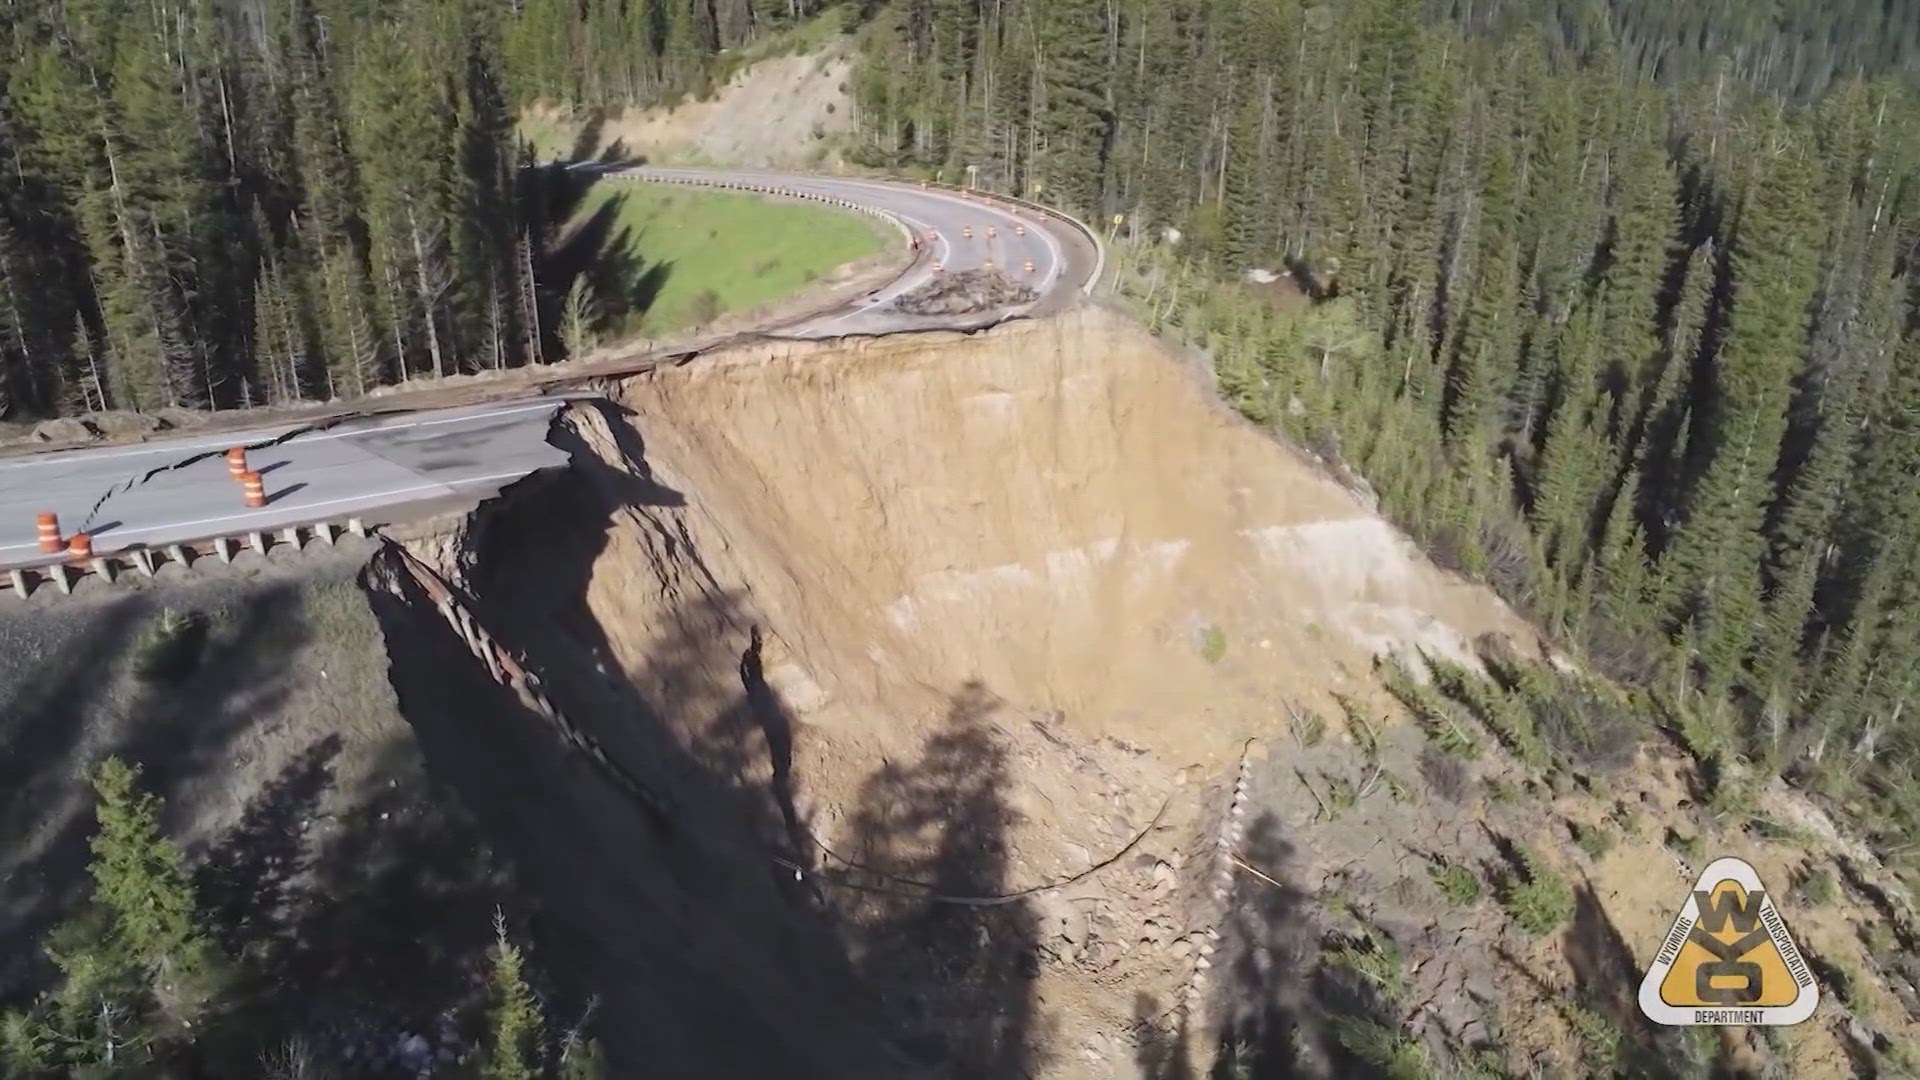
left=1498, top=846, right=1573, bottom=936
left=1427, top=655, right=1546, bottom=766
left=1327, top=1016, right=1433, bottom=1080
left=1379, top=656, right=1479, bottom=759
left=1666, top=828, right=1701, bottom=862
left=481, top=911, right=543, bottom=1080
left=1324, top=931, right=1406, bottom=1003
left=1200, top=625, right=1228, bottom=664
left=1481, top=647, right=1640, bottom=771
left=1324, top=773, right=1358, bottom=817
left=1287, top=704, right=1327, bottom=747
left=1798, top=866, right=1836, bottom=906
left=1570, top=821, right=1613, bottom=861
left=1563, top=1004, right=1620, bottom=1073
left=1429, top=859, right=1482, bottom=906
left=1335, top=694, right=1383, bottom=763
left=133, top=608, right=206, bottom=683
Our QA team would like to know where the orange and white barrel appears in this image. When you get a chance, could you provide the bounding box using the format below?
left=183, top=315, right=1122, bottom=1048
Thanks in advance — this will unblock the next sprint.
left=242, top=471, right=267, bottom=509
left=36, top=512, right=61, bottom=553
left=226, top=446, right=248, bottom=481
left=66, top=532, right=92, bottom=561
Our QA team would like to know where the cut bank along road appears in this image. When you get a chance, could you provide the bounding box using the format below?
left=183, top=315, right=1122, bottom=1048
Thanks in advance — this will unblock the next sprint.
left=0, top=170, right=1100, bottom=575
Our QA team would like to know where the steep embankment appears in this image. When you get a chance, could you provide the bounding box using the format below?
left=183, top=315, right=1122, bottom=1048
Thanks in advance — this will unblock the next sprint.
left=0, top=545, right=527, bottom=1070
left=366, top=307, right=1536, bottom=1077
left=525, top=49, right=855, bottom=170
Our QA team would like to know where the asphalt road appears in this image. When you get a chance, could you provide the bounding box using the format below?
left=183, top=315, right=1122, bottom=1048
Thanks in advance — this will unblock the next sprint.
left=0, top=401, right=568, bottom=570
left=0, top=170, right=1097, bottom=572
left=621, top=167, right=1096, bottom=336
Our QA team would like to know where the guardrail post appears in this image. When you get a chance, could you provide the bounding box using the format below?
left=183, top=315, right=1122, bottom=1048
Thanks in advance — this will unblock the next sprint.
left=8, top=569, right=28, bottom=596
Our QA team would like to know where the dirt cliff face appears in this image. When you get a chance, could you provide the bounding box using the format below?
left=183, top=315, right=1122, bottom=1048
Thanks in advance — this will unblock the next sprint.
left=363, top=306, right=1548, bottom=1077
left=600, top=307, right=1528, bottom=768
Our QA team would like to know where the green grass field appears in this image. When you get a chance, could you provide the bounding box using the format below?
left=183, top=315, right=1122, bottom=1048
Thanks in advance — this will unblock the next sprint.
left=571, top=180, right=889, bottom=337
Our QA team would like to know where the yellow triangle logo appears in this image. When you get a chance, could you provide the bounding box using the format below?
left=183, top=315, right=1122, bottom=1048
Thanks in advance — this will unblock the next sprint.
left=1638, top=857, right=1819, bottom=1025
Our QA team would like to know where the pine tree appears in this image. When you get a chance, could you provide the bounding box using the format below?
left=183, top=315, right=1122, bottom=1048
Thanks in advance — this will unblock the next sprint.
left=88, top=758, right=219, bottom=1014
left=481, top=912, right=543, bottom=1080
left=1659, top=127, right=1822, bottom=700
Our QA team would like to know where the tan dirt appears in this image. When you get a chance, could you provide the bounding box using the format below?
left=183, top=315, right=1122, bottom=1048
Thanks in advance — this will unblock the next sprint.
left=605, top=307, right=1530, bottom=770
left=537, top=49, right=857, bottom=170
left=394, top=306, right=1536, bottom=1076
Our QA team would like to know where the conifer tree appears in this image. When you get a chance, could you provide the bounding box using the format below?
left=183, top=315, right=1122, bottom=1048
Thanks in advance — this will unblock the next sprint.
left=1660, top=130, right=1822, bottom=698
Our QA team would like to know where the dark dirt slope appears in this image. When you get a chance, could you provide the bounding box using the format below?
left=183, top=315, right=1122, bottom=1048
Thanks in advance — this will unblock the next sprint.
left=0, top=547, right=521, bottom=1068
left=362, top=463, right=910, bottom=1078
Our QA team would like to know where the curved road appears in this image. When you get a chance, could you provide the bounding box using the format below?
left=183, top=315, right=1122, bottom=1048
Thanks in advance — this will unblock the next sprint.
left=0, top=170, right=1098, bottom=582
left=620, top=167, right=1097, bottom=337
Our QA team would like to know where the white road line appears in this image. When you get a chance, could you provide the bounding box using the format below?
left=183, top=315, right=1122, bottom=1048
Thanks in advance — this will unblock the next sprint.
left=0, top=469, right=538, bottom=554
left=0, top=400, right=560, bottom=472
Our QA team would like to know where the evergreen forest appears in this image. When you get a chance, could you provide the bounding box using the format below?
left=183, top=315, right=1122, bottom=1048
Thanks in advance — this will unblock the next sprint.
left=0, top=0, right=828, bottom=420
left=7, top=0, right=1920, bottom=889
left=853, top=0, right=1920, bottom=851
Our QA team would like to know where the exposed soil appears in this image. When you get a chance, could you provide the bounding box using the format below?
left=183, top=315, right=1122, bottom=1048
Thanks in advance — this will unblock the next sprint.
left=366, top=306, right=1920, bottom=1077
left=535, top=49, right=857, bottom=171
left=359, top=307, right=1551, bottom=1077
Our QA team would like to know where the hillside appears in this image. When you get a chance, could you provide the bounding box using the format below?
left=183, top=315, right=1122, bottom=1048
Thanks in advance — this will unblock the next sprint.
left=363, top=308, right=1917, bottom=1077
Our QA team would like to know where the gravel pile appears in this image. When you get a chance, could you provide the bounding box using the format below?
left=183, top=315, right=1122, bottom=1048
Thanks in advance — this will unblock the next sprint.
left=893, top=268, right=1038, bottom=315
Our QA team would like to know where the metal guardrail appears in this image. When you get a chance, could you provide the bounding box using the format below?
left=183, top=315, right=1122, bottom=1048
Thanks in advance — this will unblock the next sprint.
left=610, top=169, right=918, bottom=250
left=610, top=166, right=1102, bottom=298
left=2, top=517, right=372, bottom=597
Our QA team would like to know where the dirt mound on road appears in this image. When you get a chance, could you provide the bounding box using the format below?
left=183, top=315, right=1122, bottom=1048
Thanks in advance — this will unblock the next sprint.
left=892, top=269, right=1038, bottom=315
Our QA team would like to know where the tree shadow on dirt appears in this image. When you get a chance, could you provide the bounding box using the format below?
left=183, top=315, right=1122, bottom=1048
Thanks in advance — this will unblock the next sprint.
left=1208, top=810, right=1323, bottom=1078
left=1557, top=877, right=1752, bottom=1078
left=359, top=401, right=1052, bottom=1077
left=830, top=681, right=1044, bottom=1077
left=195, top=732, right=343, bottom=955
left=1132, top=991, right=1196, bottom=1080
